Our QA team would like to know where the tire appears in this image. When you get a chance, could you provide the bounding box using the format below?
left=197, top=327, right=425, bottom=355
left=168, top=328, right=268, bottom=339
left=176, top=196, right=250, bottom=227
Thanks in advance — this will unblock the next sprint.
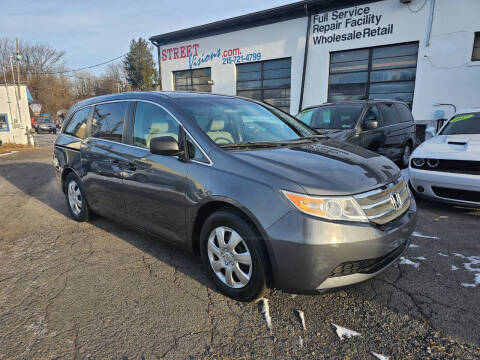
left=64, top=172, right=90, bottom=222
left=200, top=210, right=268, bottom=301
left=400, top=142, right=412, bottom=169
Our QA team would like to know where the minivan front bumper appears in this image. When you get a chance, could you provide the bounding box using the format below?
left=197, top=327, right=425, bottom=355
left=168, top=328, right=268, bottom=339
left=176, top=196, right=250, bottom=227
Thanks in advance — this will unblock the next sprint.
left=264, top=197, right=417, bottom=292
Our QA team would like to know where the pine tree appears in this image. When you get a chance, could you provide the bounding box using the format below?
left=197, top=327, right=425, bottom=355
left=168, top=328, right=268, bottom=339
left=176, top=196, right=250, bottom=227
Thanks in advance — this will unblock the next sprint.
left=123, top=38, right=158, bottom=91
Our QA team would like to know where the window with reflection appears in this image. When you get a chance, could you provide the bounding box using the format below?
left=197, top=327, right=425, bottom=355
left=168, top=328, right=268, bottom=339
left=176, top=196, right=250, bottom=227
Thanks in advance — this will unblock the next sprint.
left=133, top=102, right=179, bottom=149
left=91, top=102, right=126, bottom=142
left=0, top=114, right=8, bottom=131
left=174, top=68, right=212, bottom=92
left=328, top=42, right=418, bottom=106
left=236, top=58, right=291, bottom=113
left=64, top=107, right=89, bottom=139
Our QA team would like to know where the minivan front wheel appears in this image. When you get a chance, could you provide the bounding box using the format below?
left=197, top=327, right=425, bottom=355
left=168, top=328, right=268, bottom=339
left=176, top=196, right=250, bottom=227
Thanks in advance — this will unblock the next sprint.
left=200, top=210, right=267, bottom=301
left=65, top=173, right=90, bottom=222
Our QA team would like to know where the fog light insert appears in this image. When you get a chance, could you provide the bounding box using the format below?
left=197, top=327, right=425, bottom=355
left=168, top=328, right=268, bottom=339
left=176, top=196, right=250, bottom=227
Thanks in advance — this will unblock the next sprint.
left=417, top=186, right=425, bottom=193
left=427, top=159, right=440, bottom=168
left=412, top=158, right=425, bottom=167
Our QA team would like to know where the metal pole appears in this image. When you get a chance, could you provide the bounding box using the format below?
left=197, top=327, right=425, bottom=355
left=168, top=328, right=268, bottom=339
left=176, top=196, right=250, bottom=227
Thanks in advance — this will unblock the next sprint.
left=2, top=68, right=14, bottom=133
left=156, top=42, right=162, bottom=91
left=16, top=37, right=21, bottom=99
left=9, top=56, right=23, bottom=127
left=298, top=3, right=312, bottom=113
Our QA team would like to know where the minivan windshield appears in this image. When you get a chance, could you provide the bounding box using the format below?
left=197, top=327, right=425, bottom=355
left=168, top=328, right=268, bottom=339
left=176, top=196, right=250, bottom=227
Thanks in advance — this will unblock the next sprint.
left=297, top=104, right=364, bottom=130
left=440, top=112, right=480, bottom=135
left=175, top=97, right=316, bottom=147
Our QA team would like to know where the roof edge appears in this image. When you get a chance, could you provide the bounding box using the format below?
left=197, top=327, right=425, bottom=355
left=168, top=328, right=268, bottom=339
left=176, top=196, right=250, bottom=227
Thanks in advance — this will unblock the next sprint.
left=150, top=0, right=380, bottom=46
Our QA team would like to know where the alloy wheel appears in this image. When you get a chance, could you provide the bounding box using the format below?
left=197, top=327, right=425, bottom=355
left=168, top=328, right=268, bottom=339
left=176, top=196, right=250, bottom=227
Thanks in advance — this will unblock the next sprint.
left=67, top=180, right=83, bottom=216
left=207, top=226, right=252, bottom=289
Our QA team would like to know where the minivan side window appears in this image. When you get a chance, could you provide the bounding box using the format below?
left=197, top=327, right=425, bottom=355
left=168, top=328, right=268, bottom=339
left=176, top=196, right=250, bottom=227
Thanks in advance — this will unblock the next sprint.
left=133, top=102, right=179, bottom=149
left=395, top=103, right=413, bottom=123
left=64, top=107, right=89, bottom=139
left=378, top=103, right=398, bottom=127
left=91, top=102, right=127, bottom=142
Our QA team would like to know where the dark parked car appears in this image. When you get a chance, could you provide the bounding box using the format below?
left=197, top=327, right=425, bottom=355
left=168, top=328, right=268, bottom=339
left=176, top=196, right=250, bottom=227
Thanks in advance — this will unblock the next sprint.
left=296, top=100, right=416, bottom=168
left=53, top=92, right=416, bottom=301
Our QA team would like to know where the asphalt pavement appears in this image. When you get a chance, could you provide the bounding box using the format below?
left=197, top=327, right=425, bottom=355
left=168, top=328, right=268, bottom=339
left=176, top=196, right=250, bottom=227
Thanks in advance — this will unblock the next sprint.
left=0, top=146, right=479, bottom=359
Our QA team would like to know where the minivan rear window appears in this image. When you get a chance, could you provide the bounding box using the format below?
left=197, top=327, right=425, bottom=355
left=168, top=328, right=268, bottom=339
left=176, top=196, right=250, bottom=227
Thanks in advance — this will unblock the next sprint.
left=91, top=102, right=127, bottom=142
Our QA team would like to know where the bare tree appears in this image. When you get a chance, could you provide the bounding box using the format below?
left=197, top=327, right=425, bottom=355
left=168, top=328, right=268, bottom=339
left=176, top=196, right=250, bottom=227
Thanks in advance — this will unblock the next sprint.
left=72, top=71, right=96, bottom=101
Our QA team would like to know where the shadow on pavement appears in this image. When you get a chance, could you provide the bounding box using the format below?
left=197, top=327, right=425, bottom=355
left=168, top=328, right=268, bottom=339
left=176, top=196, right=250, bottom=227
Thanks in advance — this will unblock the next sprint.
left=0, top=160, right=217, bottom=294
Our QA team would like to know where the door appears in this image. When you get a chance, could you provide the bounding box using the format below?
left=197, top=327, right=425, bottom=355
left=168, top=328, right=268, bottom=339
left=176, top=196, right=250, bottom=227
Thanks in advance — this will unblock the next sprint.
left=123, top=101, right=189, bottom=244
left=81, top=101, right=130, bottom=220
left=360, top=105, right=385, bottom=155
left=377, top=103, right=405, bottom=161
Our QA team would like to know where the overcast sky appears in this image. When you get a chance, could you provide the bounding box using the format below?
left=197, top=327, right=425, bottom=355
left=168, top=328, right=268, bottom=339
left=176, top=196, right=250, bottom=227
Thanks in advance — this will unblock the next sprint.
left=2, top=0, right=293, bottom=74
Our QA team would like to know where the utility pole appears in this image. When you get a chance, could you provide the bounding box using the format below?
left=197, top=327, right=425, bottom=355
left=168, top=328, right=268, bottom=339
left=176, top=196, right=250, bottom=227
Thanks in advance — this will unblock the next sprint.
left=16, top=38, right=21, bottom=99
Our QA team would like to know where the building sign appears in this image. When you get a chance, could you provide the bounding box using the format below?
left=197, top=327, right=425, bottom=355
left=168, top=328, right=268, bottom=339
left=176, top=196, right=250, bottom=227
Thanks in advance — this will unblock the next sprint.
left=161, top=44, right=200, bottom=61
left=162, top=43, right=262, bottom=69
left=312, top=5, right=394, bottom=45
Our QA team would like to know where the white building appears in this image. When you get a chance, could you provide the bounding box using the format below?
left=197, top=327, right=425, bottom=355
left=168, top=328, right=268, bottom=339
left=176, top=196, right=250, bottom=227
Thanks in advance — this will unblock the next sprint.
left=0, top=85, right=33, bottom=145
left=150, top=0, right=480, bottom=138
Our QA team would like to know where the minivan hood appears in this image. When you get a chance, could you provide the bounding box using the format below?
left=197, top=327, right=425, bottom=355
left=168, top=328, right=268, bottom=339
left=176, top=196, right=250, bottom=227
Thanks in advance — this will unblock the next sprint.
left=230, top=139, right=400, bottom=196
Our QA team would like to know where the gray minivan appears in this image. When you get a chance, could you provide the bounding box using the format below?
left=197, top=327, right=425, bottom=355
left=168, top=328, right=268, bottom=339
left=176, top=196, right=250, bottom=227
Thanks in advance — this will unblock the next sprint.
left=53, top=92, right=416, bottom=301
left=297, top=100, right=416, bottom=168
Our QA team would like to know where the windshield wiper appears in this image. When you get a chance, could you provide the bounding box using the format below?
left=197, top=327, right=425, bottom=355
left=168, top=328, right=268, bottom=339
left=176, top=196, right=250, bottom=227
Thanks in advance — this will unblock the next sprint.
left=220, top=138, right=317, bottom=149
left=220, top=141, right=284, bottom=149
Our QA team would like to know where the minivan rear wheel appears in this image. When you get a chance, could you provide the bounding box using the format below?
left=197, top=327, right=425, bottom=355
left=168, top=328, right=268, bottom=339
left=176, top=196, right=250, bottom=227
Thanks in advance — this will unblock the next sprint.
left=200, top=210, right=267, bottom=301
left=65, top=173, right=90, bottom=222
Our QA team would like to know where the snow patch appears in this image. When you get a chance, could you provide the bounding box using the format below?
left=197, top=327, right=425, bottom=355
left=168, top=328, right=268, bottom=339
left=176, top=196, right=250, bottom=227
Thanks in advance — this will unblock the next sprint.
left=0, top=151, right=18, bottom=157
left=413, top=256, right=426, bottom=260
left=451, top=265, right=459, bottom=271
left=399, top=257, right=420, bottom=269
left=257, top=298, right=272, bottom=330
left=297, top=335, right=304, bottom=348
left=409, top=244, right=420, bottom=248
left=453, top=253, right=480, bottom=288
left=296, top=310, right=306, bottom=330
left=372, top=352, right=390, bottom=360
left=331, top=324, right=361, bottom=340
left=438, top=252, right=449, bottom=257
left=412, top=231, right=440, bottom=240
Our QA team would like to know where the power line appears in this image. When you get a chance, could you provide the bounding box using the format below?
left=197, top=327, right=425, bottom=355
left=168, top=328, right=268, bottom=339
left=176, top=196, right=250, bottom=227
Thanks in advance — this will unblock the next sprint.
left=15, top=53, right=127, bottom=76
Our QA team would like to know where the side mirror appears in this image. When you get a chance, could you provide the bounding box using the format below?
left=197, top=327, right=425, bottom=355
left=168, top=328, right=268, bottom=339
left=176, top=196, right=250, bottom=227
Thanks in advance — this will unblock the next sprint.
left=150, top=136, right=182, bottom=156
left=364, top=119, right=378, bottom=130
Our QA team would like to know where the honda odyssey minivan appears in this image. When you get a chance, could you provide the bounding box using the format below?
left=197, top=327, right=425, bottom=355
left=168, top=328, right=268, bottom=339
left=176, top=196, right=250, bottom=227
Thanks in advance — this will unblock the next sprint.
left=53, top=92, right=416, bottom=301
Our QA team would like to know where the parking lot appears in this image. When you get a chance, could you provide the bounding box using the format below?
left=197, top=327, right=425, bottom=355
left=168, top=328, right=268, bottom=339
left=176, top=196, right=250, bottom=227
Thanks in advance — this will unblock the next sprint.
left=0, top=145, right=479, bottom=359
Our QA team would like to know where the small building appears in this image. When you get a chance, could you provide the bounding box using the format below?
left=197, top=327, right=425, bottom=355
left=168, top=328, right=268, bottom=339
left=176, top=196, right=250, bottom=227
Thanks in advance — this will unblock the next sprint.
left=150, top=0, right=480, bottom=137
left=0, top=85, right=33, bottom=145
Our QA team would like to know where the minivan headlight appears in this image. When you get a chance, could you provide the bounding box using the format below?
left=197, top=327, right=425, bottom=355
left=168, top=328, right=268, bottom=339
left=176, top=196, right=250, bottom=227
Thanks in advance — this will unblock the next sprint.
left=282, top=190, right=368, bottom=222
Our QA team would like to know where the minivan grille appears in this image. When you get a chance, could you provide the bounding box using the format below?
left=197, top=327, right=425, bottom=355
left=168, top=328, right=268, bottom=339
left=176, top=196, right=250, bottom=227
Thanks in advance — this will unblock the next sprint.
left=330, top=241, right=408, bottom=277
left=354, top=177, right=410, bottom=225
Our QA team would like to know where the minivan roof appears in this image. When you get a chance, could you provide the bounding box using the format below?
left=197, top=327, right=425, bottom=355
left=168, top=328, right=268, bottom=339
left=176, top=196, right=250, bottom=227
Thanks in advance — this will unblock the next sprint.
left=69, top=91, right=239, bottom=111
